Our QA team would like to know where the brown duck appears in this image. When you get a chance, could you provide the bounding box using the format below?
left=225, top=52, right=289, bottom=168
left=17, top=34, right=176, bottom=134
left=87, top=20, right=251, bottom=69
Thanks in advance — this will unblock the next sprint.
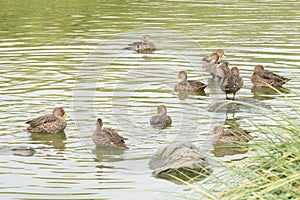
left=202, top=52, right=220, bottom=73
left=125, top=35, right=156, bottom=52
left=251, top=65, right=290, bottom=87
left=26, top=107, right=67, bottom=134
left=214, top=62, right=230, bottom=81
left=212, top=126, right=253, bottom=145
left=92, top=118, right=128, bottom=150
left=220, top=67, right=243, bottom=100
left=150, top=105, right=172, bottom=128
left=174, top=71, right=207, bottom=92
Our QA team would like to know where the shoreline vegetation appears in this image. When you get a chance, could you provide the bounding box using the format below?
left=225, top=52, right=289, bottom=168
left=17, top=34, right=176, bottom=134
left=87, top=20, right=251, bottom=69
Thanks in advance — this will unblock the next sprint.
left=179, top=95, right=300, bottom=199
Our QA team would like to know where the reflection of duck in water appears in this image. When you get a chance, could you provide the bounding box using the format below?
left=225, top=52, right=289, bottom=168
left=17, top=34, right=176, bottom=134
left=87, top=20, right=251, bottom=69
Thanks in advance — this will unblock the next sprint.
left=220, top=67, right=243, bottom=100
left=174, top=71, right=207, bottom=93
left=125, top=35, right=156, bottom=52
left=212, top=126, right=253, bottom=145
left=251, top=85, right=291, bottom=101
left=92, top=146, right=125, bottom=162
left=150, top=105, right=172, bottom=128
left=30, top=132, right=66, bottom=150
left=26, top=107, right=67, bottom=134
left=251, top=65, right=290, bottom=87
left=92, top=118, right=128, bottom=150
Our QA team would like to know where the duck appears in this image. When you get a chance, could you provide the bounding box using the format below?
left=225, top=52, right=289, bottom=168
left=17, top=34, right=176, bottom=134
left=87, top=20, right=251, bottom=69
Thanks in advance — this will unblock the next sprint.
left=202, top=52, right=220, bottom=73
left=202, top=50, right=228, bottom=77
left=212, top=126, right=253, bottom=145
left=216, top=49, right=225, bottom=60
left=220, top=67, right=243, bottom=100
left=26, top=107, right=67, bottom=134
left=251, top=65, right=290, bottom=87
left=92, top=118, right=128, bottom=150
left=125, top=35, right=156, bottom=52
left=174, top=71, right=207, bottom=92
left=214, top=62, right=230, bottom=82
left=150, top=105, right=172, bottom=128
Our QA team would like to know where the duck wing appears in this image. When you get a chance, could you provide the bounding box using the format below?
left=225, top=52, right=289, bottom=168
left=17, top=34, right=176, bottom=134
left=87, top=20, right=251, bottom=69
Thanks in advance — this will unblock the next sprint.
left=221, top=75, right=243, bottom=93
left=103, top=128, right=128, bottom=148
left=261, top=70, right=290, bottom=83
left=26, top=114, right=57, bottom=128
left=188, top=80, right=207, bottom=90
left=150, top=115, right=172, bottom=127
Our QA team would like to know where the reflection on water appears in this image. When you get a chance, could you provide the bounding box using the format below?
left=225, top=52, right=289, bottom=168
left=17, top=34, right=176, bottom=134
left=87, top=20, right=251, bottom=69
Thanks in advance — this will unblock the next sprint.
left=212, top=146, right=249, bottom=157
left=30, top=132, right=67, bottom=150
left=251, top=86, right=291, bottom=101
left=92, top=147, right=125, bottom=162
left=0, top=0, right=299, bottom=199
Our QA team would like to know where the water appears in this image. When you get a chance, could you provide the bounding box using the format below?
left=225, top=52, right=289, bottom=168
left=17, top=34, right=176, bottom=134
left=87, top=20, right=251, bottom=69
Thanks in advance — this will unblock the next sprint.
left=0, top=0, right=300, bottom=199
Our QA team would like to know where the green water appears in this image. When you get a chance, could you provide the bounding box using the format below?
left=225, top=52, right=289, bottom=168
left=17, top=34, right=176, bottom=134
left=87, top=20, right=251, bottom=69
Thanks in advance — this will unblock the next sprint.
left=0, top=0, right=299, bottom=199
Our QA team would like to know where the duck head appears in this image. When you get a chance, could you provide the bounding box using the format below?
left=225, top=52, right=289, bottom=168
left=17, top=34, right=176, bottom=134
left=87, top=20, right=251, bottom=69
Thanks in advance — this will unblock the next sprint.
left=177, top=70, right=188, bottom=82
left=53, top=107, right=66, bottom=118
left=157, top=105, right=168, bottom=115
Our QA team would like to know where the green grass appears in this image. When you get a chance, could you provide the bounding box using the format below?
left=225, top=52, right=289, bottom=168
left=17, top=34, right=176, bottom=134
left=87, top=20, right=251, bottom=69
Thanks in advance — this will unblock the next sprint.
left=179, top=99, right=300, bottom=200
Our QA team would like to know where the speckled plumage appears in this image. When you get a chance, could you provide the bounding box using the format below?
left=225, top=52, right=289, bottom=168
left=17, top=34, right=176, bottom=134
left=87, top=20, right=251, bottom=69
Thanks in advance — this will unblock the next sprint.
left=174, top=71, right=207, bottom=92
left=220, top=67, right=243, bottom=100
left=26, top=107, right=67, bottom=134
left=92, top=118, right=128, bottom=150
left=251, top=65, right=290, bottom=87
left=150, top=105, right=172, bottom=128
left=212, top=126, right=253, bottom=145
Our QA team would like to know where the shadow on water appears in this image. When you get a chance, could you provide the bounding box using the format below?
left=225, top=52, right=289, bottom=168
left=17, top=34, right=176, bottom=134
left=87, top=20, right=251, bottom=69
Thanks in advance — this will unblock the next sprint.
left=251, top=86, right=291, bottom=101
left=29, top=132, right=67, bottom=150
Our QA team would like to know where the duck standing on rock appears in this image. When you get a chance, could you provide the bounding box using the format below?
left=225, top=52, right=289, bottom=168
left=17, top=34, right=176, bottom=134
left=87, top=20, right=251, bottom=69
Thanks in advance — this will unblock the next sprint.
left=220, top=67, right=243, bottom=100
left=92, top=118, right=128, bottom=150
left=174, top=71, right=207, bottom=92
left=26, top=107, right=67, bottom=134
left=251, top=65, right=290, bottom=87
left=125, top=35, right=156, bottom=52
left=150, top=105, right=172, bottom=128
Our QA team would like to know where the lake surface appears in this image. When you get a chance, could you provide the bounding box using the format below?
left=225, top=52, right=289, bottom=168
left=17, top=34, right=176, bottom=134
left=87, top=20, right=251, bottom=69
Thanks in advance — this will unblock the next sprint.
left=0, top=0, right=299, bottom=199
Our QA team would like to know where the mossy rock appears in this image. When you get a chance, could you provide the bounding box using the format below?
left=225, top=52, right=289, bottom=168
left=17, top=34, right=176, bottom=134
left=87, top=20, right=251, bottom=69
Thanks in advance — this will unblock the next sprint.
left=149, top=142, right=211, bottom=181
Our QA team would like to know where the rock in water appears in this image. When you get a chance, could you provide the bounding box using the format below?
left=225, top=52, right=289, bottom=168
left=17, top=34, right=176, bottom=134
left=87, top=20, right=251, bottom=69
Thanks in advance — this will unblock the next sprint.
left=148, top=142, right=211, bottom=180
left=0, top=146, right=36, bottom=156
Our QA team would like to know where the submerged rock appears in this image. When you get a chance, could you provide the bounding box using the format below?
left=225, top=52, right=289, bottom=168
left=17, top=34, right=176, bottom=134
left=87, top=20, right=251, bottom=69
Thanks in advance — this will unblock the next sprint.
left=0, top=146, right=36, bottom=156
left=148, top=142, right=211, bottom=180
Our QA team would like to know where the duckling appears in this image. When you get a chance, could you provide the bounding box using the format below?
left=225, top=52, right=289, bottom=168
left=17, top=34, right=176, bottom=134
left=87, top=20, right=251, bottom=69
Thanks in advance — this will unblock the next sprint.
left=220, top=67, right=243, bottom=100
left=150, top=105, right=172, bottom=128
left=125, top=35, right=156, bottom=52
left=92, top=118, right=128, bottom=150
left=212, top=126, right=253, bottom=145
left=251, top=65, right=290, bottom=87
left=26, top=107, right=67, bottom=134
left=174, top=71, right=207, bottom=92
